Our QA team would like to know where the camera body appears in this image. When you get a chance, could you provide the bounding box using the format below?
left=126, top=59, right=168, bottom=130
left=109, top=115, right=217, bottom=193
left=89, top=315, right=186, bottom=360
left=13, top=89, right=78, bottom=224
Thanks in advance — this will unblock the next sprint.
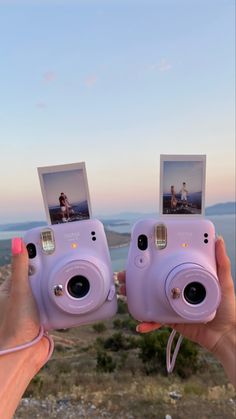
left=126, top=218, right=221, bottom=323
left=25, top=219, right=117, bottom=331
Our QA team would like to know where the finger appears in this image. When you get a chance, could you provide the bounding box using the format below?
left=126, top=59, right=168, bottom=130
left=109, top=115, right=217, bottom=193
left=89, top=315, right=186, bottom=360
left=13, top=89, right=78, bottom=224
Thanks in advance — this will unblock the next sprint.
left=11, top=238, right=29, bottom=292
left=136, top=322, right=162, bottom=333
left=215, top=237, right=234, bottom=291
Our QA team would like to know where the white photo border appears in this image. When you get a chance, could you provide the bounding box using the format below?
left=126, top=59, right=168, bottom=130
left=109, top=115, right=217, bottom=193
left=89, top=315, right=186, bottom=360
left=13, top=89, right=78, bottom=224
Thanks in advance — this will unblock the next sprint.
left=159, top=154, right=206, bottom=217
left=38, top=162, right=92, bottom=225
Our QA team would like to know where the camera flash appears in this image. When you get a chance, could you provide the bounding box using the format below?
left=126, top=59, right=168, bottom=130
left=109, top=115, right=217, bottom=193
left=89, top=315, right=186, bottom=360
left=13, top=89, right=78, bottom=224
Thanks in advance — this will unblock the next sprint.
left=71, top=243, right=78, bottom=249
left=41, top=229, right=55, bottom=254
left=182, top=243, right=189, bottom=248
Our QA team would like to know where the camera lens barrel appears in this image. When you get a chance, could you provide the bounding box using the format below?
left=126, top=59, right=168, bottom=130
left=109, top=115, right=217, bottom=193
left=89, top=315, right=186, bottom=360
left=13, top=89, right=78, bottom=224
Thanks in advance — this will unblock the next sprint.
left=165, top=263, right=221, bottom=322
left=67, top=275, right=90, bottom=299
left=183, top=282, right=206, bottom=305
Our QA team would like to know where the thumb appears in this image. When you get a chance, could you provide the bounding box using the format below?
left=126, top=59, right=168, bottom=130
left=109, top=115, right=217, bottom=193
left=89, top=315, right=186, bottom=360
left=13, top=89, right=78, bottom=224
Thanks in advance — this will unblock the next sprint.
left=11, top=238, right=30, bottom=293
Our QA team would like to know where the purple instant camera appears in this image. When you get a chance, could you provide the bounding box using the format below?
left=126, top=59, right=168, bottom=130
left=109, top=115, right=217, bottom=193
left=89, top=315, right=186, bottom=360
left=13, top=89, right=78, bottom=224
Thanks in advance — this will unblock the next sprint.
left=24, top=219, right=117, bottom=331
left=126, top=218, right=221, bottom=323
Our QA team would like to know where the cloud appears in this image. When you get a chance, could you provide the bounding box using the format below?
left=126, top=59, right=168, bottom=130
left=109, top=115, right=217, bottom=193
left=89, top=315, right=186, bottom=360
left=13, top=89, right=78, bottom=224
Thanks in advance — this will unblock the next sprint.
left=84, top=75, right=98, bottom=87
left=43, top=71, right=56, bottom=83
left=150, top=58, right=172, bottom=72
left=36, top=101, right=47, bottom=109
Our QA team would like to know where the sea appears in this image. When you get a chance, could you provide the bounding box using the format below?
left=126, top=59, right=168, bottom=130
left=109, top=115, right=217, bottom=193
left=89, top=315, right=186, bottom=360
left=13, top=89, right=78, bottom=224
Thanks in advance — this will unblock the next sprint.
left=0, top=214, right=235, bottom=281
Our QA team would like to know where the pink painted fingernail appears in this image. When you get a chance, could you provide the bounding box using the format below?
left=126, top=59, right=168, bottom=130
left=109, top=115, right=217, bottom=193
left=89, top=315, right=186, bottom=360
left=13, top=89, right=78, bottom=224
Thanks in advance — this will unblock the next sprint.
left=12, top=238, right=23, bottom=255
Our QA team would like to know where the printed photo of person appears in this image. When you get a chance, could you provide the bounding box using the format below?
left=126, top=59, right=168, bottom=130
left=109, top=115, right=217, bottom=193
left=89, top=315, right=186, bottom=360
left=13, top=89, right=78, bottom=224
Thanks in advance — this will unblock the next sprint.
left=38, top=162, right=92, bottom=225
left=160, top=155, right=206, bottom=216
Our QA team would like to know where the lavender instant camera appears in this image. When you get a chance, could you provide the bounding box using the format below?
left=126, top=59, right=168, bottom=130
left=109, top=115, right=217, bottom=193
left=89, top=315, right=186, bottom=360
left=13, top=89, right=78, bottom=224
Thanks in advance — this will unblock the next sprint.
left=126, top=218, right=221, bottom=323
left=24, top=219, right=117, bottom=331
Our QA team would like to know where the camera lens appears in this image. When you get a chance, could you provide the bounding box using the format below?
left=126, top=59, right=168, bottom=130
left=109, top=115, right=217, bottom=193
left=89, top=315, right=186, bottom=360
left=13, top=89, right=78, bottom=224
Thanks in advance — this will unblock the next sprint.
left=184, top=282, right=206, bottom=305
left=137, top=234, right=148, bottom=251
left=67, top=275, right=90, bottom=299
left=26, top=243, right=37, bottom=259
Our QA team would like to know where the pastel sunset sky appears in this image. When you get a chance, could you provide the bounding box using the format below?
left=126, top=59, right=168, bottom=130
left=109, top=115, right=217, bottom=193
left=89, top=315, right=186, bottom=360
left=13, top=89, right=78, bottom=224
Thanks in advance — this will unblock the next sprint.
left=0, top=0, right=235, bottom=222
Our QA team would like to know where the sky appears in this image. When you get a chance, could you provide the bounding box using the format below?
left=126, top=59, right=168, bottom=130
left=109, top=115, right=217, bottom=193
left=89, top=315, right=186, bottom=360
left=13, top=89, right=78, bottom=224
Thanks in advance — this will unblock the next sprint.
left=0, top=0, right=235, bottom=222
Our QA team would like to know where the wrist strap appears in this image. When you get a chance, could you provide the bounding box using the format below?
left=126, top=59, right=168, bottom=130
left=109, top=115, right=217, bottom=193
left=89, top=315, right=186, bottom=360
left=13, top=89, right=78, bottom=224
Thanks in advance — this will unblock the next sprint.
left=166, top=330, right=183, bottom=373
left=0, top=326, right=54, bottom=362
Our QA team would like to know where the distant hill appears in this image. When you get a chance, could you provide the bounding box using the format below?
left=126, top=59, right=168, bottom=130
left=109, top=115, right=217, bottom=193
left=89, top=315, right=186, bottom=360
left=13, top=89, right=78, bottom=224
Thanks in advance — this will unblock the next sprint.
left=205, top=202, right=235, bottom=216
left=0, top=221, right=47, bottom=232
left=0, top=202, right=235, bottom=233
left=101, top=201, right=236, bottom=219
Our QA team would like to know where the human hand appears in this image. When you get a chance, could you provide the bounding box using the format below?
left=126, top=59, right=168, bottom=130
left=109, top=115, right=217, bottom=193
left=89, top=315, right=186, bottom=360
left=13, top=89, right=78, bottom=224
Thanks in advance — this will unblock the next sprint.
left=0, top=238, right=49, bottom=364
left=118, top=237, right=236, bottom=353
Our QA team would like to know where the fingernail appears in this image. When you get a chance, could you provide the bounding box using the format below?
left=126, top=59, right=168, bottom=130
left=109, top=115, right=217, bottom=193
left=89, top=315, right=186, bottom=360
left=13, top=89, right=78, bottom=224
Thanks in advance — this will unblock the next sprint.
left=12, top=238, right=23, bottom=255
left=136, top=324, right=150, bottom=333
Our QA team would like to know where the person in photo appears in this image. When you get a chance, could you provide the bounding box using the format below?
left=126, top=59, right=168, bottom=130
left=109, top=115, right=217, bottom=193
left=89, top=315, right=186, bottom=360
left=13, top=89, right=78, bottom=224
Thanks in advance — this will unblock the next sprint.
left=180, top=182, right=188, bottom=208
left=170, top=185, right=177, bottom=212
left=59, top=192, right=71, bottom=222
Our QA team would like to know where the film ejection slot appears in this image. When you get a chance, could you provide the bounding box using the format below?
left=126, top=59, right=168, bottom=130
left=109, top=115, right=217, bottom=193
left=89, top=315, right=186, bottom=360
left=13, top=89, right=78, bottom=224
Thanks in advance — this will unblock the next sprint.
left=41, top=229, right=55, bottom=254
left=155, top=224, right=167, bottom=250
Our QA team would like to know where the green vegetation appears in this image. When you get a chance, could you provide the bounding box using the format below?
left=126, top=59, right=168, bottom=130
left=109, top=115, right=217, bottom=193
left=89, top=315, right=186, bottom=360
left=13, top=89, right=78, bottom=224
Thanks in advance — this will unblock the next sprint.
left=139, top=329, right=200, bottom=378
left=96, top=351, right=116, bottom=373
left=117, top=298, right=128, bottom=314
left=92, top=322, right=107, bottom=333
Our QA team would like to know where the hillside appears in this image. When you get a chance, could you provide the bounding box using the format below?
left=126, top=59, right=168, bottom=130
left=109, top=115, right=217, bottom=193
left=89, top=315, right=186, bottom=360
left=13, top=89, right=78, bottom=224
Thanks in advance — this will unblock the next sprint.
left=0, top=265, right=235, bottom=418
left=206, top=202, right=235, bottom=216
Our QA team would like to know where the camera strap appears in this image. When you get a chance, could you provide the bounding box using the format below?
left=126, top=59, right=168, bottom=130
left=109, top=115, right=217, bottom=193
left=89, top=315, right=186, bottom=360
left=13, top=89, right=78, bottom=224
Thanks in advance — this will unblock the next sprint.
left=0, top=326, right=54, bottom=362
left=166, top=330, right=183, bottom=373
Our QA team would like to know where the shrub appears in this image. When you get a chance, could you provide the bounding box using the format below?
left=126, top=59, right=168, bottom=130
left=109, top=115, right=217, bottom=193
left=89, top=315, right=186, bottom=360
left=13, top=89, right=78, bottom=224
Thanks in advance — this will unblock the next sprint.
left=104, top=332, right=139, bottom=351
left=92, top=322, right=107, bottom=333
left=113, top=316, right=137, bottom=332
left=139, top=328, right=200, bottom=378
left=113, top=318, right=122, bottom=329
left=117, top=299, right=128, bottom=314
left=121, top=316, right=138, bottom=332
left=96, top=351, right=116, bottom=373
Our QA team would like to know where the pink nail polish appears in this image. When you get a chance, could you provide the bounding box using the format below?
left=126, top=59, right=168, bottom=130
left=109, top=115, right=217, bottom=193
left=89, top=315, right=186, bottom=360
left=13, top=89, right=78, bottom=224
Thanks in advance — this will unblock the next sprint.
left=12, top=238, right=23, bottom=255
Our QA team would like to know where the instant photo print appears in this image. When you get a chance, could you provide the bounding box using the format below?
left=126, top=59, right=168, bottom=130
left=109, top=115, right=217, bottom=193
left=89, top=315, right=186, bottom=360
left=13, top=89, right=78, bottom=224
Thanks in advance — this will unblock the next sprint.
left=38, top=162, right=92, bottom=225
left=160, top=155, right=206, bottom=216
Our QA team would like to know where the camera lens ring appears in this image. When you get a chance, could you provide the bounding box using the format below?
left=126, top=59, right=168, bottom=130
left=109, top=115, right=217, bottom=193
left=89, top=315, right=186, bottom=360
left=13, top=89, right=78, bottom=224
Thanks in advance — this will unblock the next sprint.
left=184, top=281, right=206, bottom=305
left=67, top=275, right=90, bottom=299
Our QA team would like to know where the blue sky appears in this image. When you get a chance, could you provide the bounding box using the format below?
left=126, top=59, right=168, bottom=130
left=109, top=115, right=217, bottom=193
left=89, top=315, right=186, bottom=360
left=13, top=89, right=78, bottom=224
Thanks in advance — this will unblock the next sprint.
left=0, top=0, right=235, bottom=222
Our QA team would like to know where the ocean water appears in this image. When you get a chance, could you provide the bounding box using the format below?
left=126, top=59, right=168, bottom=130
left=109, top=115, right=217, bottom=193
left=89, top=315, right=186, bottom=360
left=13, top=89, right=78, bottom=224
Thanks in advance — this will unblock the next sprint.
left=110, top=214, right=236, bottom=281
left=0, top=230, right=25, bottom=240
